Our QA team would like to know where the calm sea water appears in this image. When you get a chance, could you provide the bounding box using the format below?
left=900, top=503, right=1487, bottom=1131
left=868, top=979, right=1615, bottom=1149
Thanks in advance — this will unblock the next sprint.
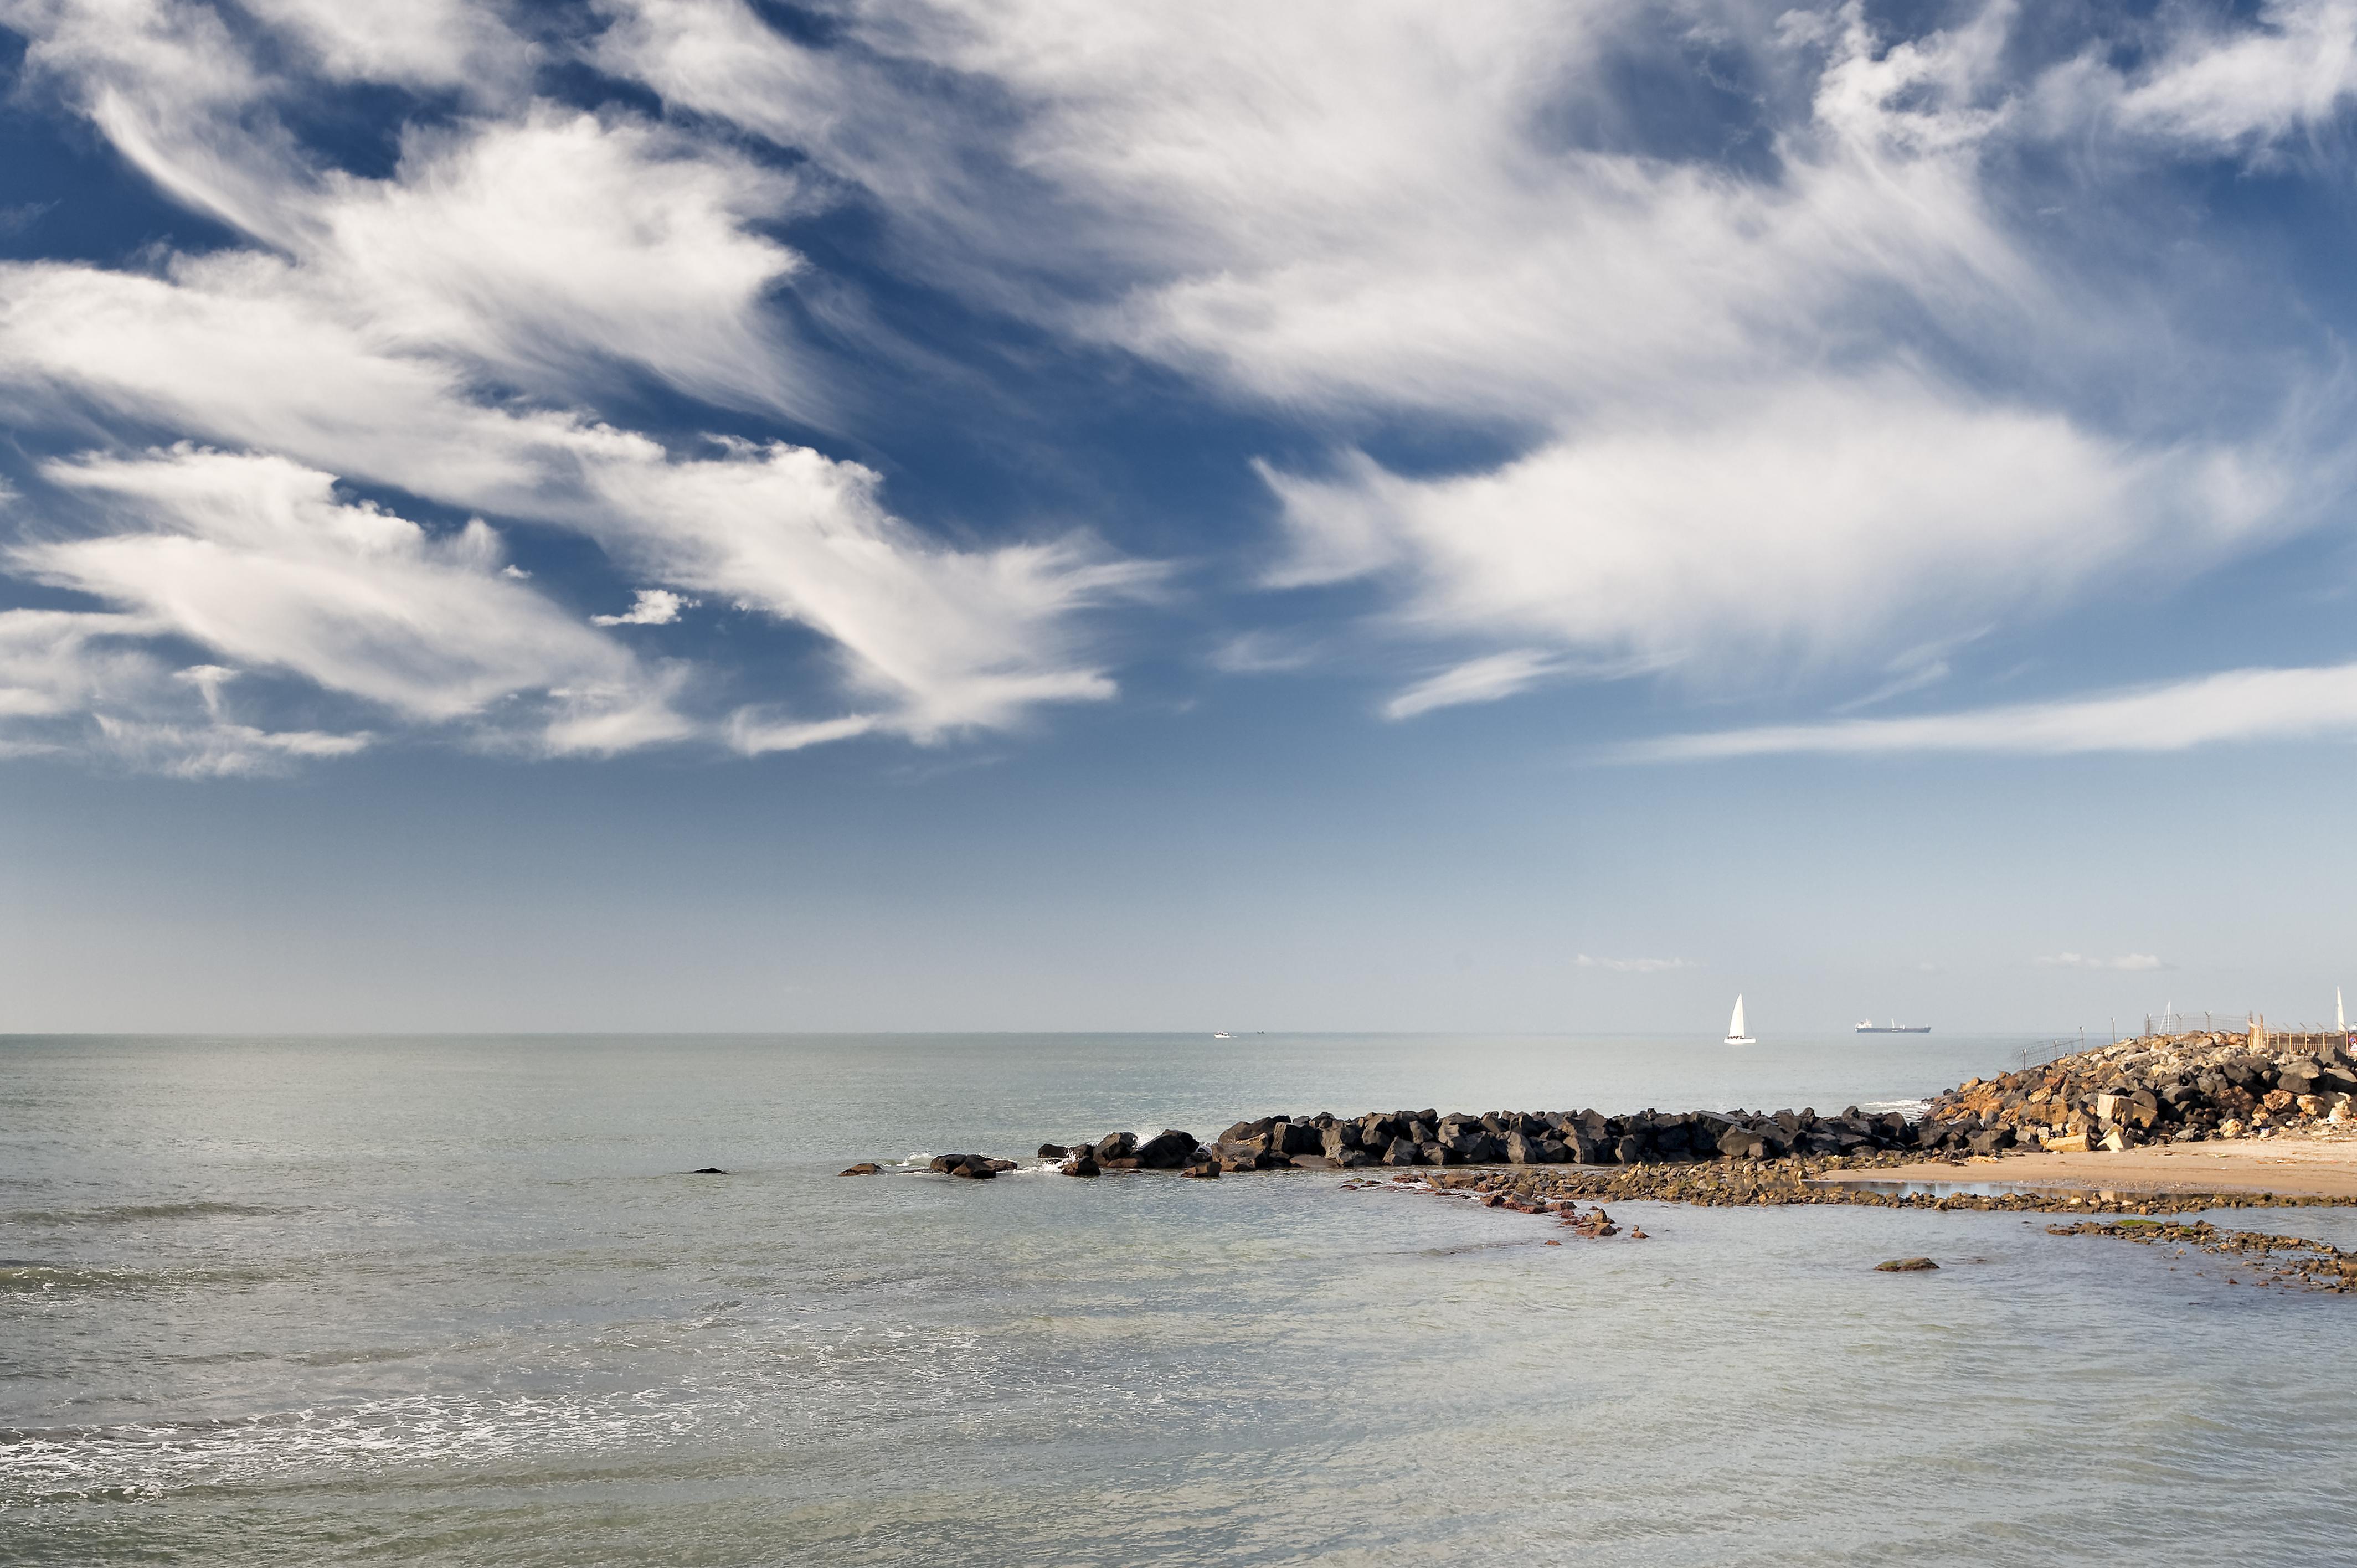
left=3, top=1033, right=2354, bottom=1566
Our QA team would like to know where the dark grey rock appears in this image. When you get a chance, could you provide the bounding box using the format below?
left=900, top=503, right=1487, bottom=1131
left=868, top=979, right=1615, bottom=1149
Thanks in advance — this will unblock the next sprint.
left=1135, top=1129, right=1201, bottom=1168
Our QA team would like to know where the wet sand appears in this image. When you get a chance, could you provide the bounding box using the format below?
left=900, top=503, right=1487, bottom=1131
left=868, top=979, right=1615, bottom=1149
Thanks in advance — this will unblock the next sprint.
left=1812, top=1134, right=2357, bottom=1200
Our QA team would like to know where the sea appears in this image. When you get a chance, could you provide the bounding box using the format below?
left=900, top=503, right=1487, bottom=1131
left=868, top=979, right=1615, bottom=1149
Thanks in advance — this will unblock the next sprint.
left=3, top=1032, right=2354, bottom=1566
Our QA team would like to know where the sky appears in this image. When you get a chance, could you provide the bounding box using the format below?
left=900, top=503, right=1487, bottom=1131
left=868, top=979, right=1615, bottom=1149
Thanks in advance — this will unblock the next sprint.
left=1, top=0, right=2355, bottom=1034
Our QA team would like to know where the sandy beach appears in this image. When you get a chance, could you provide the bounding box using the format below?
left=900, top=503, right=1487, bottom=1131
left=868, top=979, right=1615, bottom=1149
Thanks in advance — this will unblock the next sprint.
left=1812, top=1132, right=2357, bottom=1201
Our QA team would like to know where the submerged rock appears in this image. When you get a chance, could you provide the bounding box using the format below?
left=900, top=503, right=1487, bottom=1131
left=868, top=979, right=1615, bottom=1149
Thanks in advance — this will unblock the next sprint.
left=1876, top=1257, right=1939, bottom=1272
left=835, top=1164, right=878, bottom=1177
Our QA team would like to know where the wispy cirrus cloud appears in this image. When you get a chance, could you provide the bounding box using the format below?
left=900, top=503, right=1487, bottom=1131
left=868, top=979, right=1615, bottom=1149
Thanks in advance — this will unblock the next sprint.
left=0, top=0, right=1162, bottom=770
left=1575, top=953, right=1697, bottom=974
left=3, top=0, right=2356, bottom=776
left=598, top=0, right=2350, bottom=729
left=1383, top=651, right=1562, bottom=721
left=1619, top=662, right=2357, bottom=762
left=2036, top=952, right=2166, bottom=972
left=19, top=446, right=691, bottom=755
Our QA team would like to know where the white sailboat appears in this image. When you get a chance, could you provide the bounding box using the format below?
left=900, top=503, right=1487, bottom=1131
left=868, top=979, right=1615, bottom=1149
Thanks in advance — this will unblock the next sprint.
left=1724, top=994, right=1755, bottom=1046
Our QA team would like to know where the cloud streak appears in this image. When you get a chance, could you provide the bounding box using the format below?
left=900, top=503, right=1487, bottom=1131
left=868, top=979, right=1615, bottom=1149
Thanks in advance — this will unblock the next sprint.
left=1574, top=954, right=1696, bottom=974
left=1623, top=662, right=2357, bottom=762
left=2036, top=953, right=2165, bottom=972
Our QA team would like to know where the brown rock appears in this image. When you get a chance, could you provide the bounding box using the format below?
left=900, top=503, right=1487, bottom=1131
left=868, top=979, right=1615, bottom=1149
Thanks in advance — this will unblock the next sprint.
left=1875, top=1256, right=1939, bottom=1271
left=837, top=1163, right=881, bottom=1176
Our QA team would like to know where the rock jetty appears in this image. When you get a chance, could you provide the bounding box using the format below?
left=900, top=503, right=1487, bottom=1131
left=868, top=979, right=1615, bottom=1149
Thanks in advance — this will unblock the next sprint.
left=1919, top=1030, right=2357, bottom=1154
left=1036, top=1102, right=1927, bottom=1179
left=1011, top=1029, right=2354, bottom=1179
left=873, top=1030, right=2357, bottom=1233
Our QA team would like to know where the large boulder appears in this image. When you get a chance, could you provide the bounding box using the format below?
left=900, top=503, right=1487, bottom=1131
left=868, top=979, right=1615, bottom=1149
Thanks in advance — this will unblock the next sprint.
left=1382, top=1137, right=1424, bottom=1166
left=1321, top=1124, right=1363, bottom=1158
left=1717, top=1125, right=1773, bottom=1161
left=1269, top=1121, right=1322, bottom=1157
left=1093, top=1132, right=1137, bottom=1163
left=1443, top=1130, right=1501, bottom=1163
left=2278, top=1059, right=2324, bottom=1096
left=1135, top=1129, right=1201, bottom=1168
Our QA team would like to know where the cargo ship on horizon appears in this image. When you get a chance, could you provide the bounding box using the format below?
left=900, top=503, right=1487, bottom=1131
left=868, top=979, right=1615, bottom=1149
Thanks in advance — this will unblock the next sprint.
left=1855, top=1019, right=1931, bottom=1034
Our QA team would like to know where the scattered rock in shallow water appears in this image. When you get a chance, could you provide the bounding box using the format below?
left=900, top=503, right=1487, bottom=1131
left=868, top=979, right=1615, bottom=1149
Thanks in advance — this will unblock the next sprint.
left=1037, top=1143, right=1069, bottom=1159
left=1063, top=1154, right=1100, bottom=1177
left=835, top=1164, right=878, bottom=1177
left=1876, top=1256, right=1939, bottom=1272
left=692, top=1167, right=730, bottom=1175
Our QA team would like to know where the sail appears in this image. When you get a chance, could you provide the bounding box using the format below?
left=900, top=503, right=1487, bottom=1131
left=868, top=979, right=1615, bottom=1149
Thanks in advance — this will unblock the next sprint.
left=1727, top=994, right=1746, bottom=1038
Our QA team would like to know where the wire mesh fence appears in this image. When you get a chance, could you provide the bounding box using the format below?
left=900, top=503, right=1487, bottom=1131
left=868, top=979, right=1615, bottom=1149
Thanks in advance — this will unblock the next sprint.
left=2005, top=1013, right=2356, bottom=1076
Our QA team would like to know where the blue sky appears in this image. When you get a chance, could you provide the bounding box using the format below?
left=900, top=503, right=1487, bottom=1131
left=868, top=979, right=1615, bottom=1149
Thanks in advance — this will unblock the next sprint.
left=1, top=0, right=2354, bottom=1033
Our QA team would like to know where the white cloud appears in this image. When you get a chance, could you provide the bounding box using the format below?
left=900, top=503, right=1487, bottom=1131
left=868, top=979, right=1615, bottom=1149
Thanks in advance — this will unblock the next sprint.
left=1623, top=661, right=2357, bottom=762
left=1273, top=385, right=2280, bottom=695
left=1575, top=954, right=1697, bottom=974
left=0, top=606, right=378, bottom=773
left=1209, top=631, right=1320, bottom=675
left=0, top=255, right=1160, bottom=744
left=2036, top=953, right=2165, bottom=972
left=3, top=0, right=2354, bottom=771
left=0, top=1, right=1162, bottom=769
left=1382, top=651, right=1562, bottom=721
left=600, top=0, right=2339, bottom=721
left=314, top=110, right=817, bottom=415
left=18, top=447, right=692, bottom=752
left=2115, top=0, right=2357, bottom=149
left=90, top=713, right=372, bottom=777
left=237, top=0, right=530, bottom=91
left=592, top=589, right=698, bottom=627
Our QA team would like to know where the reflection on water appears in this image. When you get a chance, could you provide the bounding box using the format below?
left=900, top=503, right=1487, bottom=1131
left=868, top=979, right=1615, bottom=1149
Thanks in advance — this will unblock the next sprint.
left=2, top=1033, right=2352, bottom=1566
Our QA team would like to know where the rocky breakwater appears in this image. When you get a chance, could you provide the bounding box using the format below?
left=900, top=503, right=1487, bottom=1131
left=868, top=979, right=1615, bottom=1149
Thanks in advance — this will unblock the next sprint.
left=1918, top=1030, right=2357, bottom=1155
left=1036, top=1102, right=1926, bottom=1178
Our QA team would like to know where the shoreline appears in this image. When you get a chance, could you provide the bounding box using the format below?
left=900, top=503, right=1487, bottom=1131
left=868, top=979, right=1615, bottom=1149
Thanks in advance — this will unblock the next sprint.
left=1810, top=1137, right=2357, bottom=1201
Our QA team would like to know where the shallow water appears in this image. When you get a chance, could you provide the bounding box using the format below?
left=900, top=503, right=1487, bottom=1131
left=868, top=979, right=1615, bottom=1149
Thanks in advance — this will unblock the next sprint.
left=2, top=1033, right=2352, bottom=1565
